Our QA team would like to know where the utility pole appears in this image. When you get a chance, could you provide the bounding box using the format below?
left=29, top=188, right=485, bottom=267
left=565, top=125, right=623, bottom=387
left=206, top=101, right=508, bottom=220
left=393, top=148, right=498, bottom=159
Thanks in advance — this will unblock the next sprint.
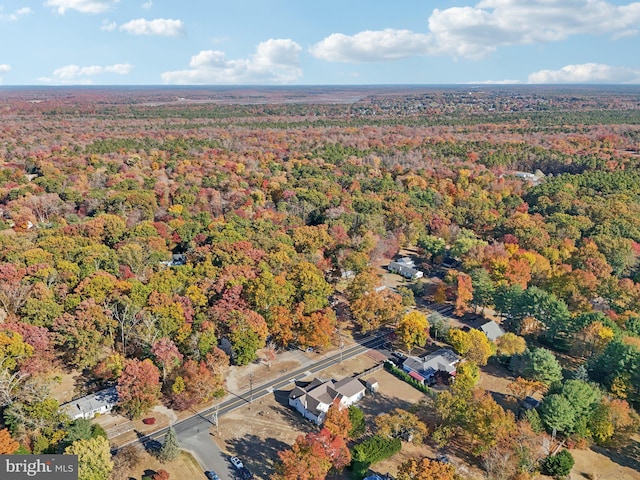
left=337, top=323, right=344, bottom=364
left=249, top=372, right=254, bottom=403
left=212, top=403, right=219, bottom=427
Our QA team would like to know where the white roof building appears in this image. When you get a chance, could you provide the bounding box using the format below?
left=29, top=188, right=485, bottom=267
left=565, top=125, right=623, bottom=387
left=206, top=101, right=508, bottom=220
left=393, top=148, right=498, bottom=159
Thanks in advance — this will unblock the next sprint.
left=60, top=386, right=118, bottom=420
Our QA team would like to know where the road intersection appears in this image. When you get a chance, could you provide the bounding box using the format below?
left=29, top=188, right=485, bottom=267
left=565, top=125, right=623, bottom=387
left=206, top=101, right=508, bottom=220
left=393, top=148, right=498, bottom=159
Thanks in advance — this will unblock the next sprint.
left=121, top=332, right=387, bottom=479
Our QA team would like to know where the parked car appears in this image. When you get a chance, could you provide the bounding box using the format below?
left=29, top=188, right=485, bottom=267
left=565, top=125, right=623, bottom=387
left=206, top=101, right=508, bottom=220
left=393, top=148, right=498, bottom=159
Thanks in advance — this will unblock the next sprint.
left=392, top=351, right=407, bottom=360
left=239, top=467, right=253, bottom=480
left=205, top=471, right=220, bottom=480
left=230, top=456, right=243, bottom=469
left=436, top=454, right=451, bottom=464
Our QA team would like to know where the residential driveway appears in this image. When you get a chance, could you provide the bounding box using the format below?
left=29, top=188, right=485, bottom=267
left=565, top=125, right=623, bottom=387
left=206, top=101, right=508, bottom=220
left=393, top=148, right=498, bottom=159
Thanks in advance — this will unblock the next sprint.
left=177, top=421, right=235, bottom=480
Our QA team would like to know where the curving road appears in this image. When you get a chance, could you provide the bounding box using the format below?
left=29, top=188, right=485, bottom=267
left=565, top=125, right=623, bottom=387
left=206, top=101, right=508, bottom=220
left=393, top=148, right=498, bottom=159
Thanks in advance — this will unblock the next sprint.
left=122, top=332, right=387, bottom=479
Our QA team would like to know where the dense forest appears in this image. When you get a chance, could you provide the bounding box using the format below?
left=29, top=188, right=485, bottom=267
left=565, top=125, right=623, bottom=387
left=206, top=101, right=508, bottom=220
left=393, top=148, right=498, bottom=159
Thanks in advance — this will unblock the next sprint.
left=0, top=86, right=639, bottom=480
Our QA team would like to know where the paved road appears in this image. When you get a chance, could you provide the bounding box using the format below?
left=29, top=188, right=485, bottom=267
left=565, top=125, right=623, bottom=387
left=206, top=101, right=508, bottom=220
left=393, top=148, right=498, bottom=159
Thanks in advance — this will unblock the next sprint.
left=123, top=332, right=387, bottom=479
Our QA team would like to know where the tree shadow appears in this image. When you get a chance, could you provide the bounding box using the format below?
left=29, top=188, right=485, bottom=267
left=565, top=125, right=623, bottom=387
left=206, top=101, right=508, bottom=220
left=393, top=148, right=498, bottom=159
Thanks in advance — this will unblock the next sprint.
left=227, top=434, right=289, bottom=479
left=488, top=390, right=518, bottom=414
left=591, top=438, right=640, bottom=472
left=143, top=469, right=157, bottom=479
left=134, top=429, right=162, bottom=454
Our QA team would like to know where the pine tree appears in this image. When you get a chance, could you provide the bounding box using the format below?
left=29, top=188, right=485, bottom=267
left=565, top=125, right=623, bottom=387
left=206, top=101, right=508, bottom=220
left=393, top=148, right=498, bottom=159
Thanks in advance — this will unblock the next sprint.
left=158, top=427, right=180, bottom=462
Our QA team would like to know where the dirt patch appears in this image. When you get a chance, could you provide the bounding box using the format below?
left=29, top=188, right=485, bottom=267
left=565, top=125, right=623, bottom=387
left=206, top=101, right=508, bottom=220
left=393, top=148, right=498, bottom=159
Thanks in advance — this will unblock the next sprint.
left=49, top=369, right=81, bottom=404
left=478, top=361, right=519, bottom=413
left=565, top=438, right=640, bottom=480
left=232, top=359, right=301, bottom=393
left=121, top=448, right=204, bottom=480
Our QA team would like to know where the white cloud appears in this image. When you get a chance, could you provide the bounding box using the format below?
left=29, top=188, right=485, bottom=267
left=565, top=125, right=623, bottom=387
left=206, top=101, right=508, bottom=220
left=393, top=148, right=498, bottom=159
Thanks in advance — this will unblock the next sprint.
left=310, top=29, right=432, bottom=62
left=0, top=64, right=10, bottom=83
left=528, top=63, right=640, bottom=83
left=141, top=0, right=152, bottom=9
left=161, top=38, right=302, bottom=85
left=0, top=6, right=33, bottom=21
left=100, top=19, right=116, bottom=31
left=312, top=0, right=640, bottom=62
left=428, top=0, right=640, bottom=59
left=45, top=0, right=117, bottom=14
left=120, top=18, right=184, bottom=37
left=39, top=63, right=133, bottom=84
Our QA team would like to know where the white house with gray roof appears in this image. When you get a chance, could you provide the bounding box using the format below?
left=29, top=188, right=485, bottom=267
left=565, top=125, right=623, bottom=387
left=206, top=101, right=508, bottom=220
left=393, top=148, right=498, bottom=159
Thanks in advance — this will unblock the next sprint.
left=388, top=257, right=423, bottom=280
left=402, top=348, right=460, bottom=385
left=288, top=377, right=366, bottom=425
left=60, top=386, right=118, bottom=420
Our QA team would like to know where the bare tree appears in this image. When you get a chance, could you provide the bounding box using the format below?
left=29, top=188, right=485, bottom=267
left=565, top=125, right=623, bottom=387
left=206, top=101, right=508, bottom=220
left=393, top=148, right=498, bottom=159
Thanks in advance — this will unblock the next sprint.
left=0, top=368, right=28, bottom=408
left=110, top=300, right=142, bottom=355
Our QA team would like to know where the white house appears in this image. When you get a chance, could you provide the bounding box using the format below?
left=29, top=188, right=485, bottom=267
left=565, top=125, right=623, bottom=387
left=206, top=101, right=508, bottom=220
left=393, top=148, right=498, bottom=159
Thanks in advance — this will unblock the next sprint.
left=288, top=377, right=366, bottom=425
left=388, top=257, right=423, bottom=280
left=60, top=386, right=118, bottom=420
left=402, top=348, right=460, bottom=385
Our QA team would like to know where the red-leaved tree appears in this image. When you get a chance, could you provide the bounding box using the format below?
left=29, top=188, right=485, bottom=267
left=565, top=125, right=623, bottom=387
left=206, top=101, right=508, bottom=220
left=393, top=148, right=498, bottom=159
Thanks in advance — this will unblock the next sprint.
left=117, top=358, right=161, bottom=419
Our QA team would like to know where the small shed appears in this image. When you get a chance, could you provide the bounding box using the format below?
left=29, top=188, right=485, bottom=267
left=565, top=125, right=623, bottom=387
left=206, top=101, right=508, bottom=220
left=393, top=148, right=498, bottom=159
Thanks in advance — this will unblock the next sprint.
left=363, top=378, right=379, bottom=393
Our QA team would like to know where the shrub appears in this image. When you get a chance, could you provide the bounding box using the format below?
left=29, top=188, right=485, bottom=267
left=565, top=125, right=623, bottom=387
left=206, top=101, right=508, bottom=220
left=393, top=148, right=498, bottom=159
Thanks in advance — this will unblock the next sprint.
left=383, top=361, right=434, bottom=397
left=350, top=435, right=401, bottom=479
left=542, top=449, right=575, bottom=478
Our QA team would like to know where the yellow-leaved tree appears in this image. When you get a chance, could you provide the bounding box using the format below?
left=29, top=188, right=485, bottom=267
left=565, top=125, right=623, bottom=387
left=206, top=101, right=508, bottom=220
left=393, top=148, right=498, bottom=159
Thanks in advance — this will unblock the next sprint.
left=396, top=311, right=430, bottom=353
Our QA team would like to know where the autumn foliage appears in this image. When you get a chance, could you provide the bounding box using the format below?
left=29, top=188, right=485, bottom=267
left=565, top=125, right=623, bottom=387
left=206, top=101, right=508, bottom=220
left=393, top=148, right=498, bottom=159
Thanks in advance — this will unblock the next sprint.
left=0, top=87, right=640, bottom=465
left=273, top=428, right=350, bottom=480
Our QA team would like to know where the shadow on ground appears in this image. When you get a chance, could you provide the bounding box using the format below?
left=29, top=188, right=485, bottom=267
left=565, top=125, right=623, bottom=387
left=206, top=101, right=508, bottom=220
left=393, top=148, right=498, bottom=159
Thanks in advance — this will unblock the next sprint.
left=227, top=434, right=289, bottom=479
left=592, top=437, right=640, bottom=472
left=135, top=429, right=161, bottom=454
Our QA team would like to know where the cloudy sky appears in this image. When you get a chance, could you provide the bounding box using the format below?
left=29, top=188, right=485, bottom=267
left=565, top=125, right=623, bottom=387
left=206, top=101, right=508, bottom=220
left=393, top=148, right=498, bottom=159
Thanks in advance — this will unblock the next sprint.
left=1, top=0, right=640, bottom=85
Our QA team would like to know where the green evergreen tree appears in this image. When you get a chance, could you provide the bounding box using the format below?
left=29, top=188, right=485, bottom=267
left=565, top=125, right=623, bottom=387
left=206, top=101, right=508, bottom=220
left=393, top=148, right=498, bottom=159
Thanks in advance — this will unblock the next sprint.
left=539, top=394, right=575, bottom=435
left=158, top=427, right=180, bottom=463
left=542, top=449, right=575, bottom=478
left=348, top=406, right=366, bottom=439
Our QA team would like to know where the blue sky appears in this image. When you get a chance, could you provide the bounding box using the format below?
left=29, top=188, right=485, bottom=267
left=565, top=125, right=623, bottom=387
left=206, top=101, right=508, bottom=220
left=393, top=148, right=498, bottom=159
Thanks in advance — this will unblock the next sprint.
left=1, top=0, right=640, bottom=85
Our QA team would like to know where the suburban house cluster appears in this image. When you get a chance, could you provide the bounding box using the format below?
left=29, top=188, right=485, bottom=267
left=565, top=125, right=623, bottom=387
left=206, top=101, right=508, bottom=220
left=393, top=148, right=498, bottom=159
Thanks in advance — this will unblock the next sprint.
left=387, top=257, right=423, bottom=280
left=401, top=320, right=506, bottom=385
left=288, top=377, right=366, bottom=424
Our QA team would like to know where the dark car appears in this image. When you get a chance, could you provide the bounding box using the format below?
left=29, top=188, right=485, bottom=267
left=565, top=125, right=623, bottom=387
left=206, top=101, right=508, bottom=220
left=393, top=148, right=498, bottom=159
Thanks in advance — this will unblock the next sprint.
left=239, top=467, right=253, bottom=480
left=204, top=471, right=220, bottom=480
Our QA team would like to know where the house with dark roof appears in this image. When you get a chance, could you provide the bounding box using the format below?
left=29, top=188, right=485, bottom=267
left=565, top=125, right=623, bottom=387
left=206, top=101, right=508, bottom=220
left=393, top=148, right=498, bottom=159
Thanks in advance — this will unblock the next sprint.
left=479, top=320, right=506, bottom=341
left=60, top=386, right=118, bottom=420
left=388, top=257, right=423, bottom=280
left=288, top=377, right=366, bottom=424
left=402, top=348, right=460, bottom=385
